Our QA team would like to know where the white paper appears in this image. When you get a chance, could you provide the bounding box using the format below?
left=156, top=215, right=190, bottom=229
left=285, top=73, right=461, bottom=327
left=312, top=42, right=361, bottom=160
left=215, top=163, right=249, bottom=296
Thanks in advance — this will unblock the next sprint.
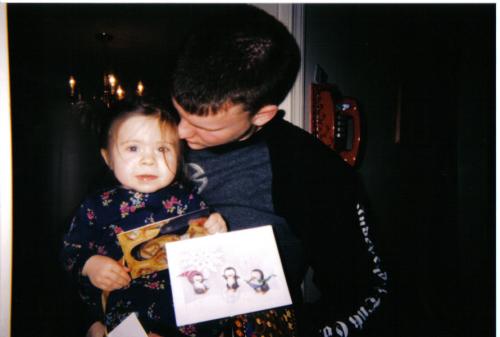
left=166, top=225, right=292, bottom=326
left=107, top=313, right=148, bottom=337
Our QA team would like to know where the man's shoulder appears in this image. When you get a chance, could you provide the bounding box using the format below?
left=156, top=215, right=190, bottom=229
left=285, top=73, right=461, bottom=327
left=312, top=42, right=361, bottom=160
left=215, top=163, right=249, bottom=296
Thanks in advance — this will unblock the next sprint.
left=263, top=114, right=317, bottom=147
left=263, top=114, right=355, bottom=179
left=265, top=116, right=345, bottom=157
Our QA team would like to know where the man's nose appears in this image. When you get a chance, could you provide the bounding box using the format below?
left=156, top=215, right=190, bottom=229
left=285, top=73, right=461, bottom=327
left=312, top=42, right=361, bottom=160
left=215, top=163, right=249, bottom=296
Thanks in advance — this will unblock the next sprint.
left=177, top=118, right=194, bottom=139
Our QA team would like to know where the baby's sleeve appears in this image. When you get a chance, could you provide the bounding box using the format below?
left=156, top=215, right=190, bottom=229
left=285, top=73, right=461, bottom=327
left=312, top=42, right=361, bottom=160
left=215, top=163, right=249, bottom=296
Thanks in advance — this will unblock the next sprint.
left=61, top=201, right=97, bottom=276
left=61, top=199, right=103, bottom=316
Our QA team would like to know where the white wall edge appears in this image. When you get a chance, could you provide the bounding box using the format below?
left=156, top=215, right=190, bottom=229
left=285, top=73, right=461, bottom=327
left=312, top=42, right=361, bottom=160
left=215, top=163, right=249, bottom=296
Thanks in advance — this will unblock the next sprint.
left=0, top=3, right=12, bottom=337
left=289, top=3, right=305, bottom=129
left=256, top=3, right=305, bottom=129
left=277, top=4, right=305, bottom=129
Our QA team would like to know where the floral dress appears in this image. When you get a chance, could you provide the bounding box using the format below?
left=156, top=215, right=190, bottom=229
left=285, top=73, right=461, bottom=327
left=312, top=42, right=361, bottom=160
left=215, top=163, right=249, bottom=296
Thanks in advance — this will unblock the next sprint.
left=61, top=182, right=219, bottom=336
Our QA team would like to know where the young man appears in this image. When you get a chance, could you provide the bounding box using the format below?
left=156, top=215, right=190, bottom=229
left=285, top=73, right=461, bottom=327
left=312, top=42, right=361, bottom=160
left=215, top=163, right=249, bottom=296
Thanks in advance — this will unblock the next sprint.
left=171, top=5, right=388, bottom=337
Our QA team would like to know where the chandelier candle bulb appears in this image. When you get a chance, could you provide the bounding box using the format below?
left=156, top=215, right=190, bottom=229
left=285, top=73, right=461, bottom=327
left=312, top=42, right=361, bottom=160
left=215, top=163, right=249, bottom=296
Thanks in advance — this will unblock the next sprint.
left=136, top=81, right=144, bottom=96
left=69, top=76, right=76, bottom=96
left=108, top=74, right=117, bottom=94
left=116, top=85, right=125, bottom=100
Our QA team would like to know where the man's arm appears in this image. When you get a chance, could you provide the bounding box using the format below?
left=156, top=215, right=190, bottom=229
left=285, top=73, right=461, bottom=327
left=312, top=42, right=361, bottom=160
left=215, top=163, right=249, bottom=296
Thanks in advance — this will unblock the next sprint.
left=265, top=118, right=388, bottom=337
left=304, top=155, right=389, bottom=337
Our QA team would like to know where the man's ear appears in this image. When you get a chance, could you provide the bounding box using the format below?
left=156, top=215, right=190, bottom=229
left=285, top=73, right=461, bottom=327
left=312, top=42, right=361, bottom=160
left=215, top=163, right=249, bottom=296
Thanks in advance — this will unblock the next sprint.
left=251, top=105, right=279, bottom=127
left=100, top=148, right=112, bottom=169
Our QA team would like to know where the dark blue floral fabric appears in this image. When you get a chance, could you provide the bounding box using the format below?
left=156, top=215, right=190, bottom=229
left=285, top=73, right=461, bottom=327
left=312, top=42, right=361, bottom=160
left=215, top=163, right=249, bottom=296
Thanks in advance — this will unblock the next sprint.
left=62, top=182, right=208, bottom=335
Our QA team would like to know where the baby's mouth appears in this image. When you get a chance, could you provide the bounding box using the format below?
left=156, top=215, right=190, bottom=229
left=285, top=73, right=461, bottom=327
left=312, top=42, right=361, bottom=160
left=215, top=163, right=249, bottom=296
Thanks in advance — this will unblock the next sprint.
left=137, top=174, right=157, bottom=182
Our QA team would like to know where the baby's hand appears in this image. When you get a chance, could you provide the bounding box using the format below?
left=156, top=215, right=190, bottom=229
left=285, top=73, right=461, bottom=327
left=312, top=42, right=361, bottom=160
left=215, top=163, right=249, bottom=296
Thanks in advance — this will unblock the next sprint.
left=86, top=321, right=106, bottom=337
left=203, top=212, right=227, bottom=234
left=82, top=255, right=131, bottom=291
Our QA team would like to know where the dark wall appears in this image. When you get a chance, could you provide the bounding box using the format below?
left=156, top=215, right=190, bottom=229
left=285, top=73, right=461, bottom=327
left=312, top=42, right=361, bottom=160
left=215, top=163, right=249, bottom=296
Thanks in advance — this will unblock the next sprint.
left=304, top=4, right=494, bottom=337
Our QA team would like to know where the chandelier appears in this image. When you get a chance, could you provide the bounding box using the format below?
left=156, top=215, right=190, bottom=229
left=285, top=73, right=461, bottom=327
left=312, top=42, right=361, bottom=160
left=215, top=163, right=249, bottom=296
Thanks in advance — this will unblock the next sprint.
left=67, top=32, right=145, bottom=108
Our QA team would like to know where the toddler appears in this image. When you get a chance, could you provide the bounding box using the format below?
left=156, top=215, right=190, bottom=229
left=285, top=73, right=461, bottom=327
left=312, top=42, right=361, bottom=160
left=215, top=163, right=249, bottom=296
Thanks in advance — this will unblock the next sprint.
left=61, top=100, right=226, bottom=337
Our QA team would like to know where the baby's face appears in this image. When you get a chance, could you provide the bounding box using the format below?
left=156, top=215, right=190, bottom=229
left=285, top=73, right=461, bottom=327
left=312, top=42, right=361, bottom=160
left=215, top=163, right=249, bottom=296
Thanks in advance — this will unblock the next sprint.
left=103, top=115, right=177, bottom=193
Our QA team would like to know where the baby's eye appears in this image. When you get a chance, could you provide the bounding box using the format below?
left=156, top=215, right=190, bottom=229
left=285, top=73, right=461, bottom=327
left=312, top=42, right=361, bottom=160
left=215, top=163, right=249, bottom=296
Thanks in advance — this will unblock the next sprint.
left=158, top=146, right=169, bottom=153
left=127, top=145, right=138, bottom=152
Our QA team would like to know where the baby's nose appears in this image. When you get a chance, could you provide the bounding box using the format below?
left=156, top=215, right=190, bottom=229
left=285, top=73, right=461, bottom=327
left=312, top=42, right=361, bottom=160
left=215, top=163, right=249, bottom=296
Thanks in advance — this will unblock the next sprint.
left=141, top=151, right=155, bottom=165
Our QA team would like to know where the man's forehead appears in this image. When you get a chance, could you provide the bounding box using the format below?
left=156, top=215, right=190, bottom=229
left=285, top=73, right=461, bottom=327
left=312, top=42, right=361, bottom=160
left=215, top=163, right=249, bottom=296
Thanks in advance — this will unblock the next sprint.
left=176, top=101, right=250, bottom=126
left=173, top=98, right=246, bottom=115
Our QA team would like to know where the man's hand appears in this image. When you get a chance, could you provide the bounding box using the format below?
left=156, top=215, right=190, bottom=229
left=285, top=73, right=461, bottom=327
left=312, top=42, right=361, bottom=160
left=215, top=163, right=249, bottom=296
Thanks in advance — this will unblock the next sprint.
left=203, top=212, right=228, bottom=234
left=82, top=255, right=131, bottom=291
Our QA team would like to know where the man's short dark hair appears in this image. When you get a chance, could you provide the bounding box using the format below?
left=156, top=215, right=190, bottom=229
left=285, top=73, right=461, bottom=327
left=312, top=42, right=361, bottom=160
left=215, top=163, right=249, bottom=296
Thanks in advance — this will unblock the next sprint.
left=171, top=5, right=300, bottom=116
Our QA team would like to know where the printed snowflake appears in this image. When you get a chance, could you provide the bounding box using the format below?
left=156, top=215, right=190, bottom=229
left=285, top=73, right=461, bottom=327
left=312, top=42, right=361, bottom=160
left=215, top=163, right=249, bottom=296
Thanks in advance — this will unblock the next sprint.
left=180, top=247, right=224, bottom=277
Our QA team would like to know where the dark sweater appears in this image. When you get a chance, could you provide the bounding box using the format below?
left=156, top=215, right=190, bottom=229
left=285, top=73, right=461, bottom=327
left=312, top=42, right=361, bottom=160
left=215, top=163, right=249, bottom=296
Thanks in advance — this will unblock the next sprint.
left=186, top=112, right=388, bottom=336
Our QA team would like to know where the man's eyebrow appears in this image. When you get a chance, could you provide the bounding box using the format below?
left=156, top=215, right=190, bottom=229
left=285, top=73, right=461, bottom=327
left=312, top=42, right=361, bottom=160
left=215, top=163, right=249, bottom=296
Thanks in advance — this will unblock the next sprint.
left=197, top=125, right=224, bottom=131
left=185, top=120, right=224, bottom=131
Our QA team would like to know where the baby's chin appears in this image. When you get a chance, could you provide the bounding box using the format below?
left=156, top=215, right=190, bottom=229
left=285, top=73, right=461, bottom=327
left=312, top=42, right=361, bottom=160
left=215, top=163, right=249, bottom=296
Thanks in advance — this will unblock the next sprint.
left=121, top=184, right=163, bottom=194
